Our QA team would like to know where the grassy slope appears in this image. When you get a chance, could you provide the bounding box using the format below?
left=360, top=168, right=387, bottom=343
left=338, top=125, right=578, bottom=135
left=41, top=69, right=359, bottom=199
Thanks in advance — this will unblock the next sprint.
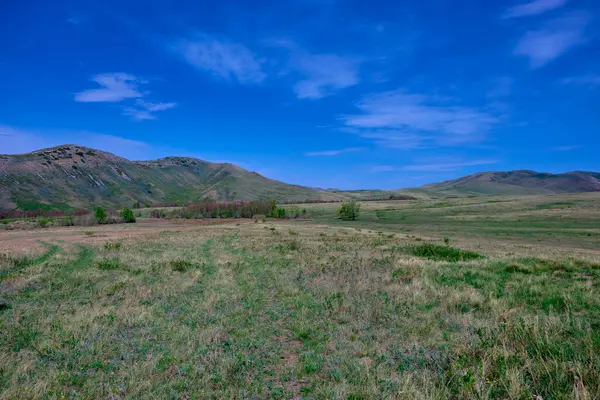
left=1, top=193, right=599, bottom=398
left=418, top=170, right=600, bottom=197
left=331, top=171, right=600, bottom=200
left=292, top=192, right=600, bottom=249
left=0, top=146, right=342, bottom=210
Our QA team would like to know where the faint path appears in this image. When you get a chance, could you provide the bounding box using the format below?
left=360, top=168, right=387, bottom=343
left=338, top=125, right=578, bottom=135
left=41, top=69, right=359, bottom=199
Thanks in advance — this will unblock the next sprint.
left=0, top=218, right=252, bottom=254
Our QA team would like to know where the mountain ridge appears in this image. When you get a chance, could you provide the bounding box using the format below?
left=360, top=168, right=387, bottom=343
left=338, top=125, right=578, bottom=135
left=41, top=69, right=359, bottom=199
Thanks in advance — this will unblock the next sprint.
left=420, top=170, right=600, bottom=196
left=0, top=144, right=346, bottom=210
left=1, top=145, right=599, bottom=210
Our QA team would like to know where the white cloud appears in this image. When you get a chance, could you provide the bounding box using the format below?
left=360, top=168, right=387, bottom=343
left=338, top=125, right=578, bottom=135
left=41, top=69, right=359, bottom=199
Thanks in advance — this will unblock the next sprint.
left=562, top=75, right=600, bottom=87
left=135, top=100, right=178, bottom=112
left=122, top=107, right=155, bottom=121
left=342, top=90, right=496, bottom=147
left=370, top=165, right=396, bottom=172
left=305, top=147, right=363, bottom=156
left=514, top=11, right=590, bottom=68
left=359, top=130, right=425, bottom=150
left=551, top=144, right=582, bottom=151
left=266, top=39, right=361, bottom=99
left=486, top=77, right=513, bottom=98
left=401, top=159, right=499, bottom=172
left=292, top=53, right=361, bottom=99
left=74, top=73, right=144, bottom=102
left=371, top=158, right=499, bottom=173
left=122, top=100, right=178, bottom=121
left=75, top=74, right=176, bottom=121
left=175, top=35, right=265, bottom=84
left=503, top=0, right=568, bottom=19
left=0, top=125, right=152, bottom=159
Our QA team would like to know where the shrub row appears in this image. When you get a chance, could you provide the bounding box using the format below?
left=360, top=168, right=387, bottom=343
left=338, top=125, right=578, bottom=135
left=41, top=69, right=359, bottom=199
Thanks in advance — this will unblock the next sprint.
left=0, top=209, right=90, bottom=220
left=148, top=200, right=307, bottom=220
left=279, top=195, right=415, bottom=205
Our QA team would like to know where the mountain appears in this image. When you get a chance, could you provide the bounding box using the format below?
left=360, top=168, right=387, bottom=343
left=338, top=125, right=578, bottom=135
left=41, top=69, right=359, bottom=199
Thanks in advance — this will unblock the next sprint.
left=2, top=147, right=598, bottom=211
left=0, top=145, right=346, bottom=211
left=419, top=170, right=600, bottom=196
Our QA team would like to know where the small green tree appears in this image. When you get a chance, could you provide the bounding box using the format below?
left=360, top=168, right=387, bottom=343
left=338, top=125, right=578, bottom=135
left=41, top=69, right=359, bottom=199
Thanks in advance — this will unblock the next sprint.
left=94, top=206, right=107, bottom=223
left=337, top=200, right=361, bottom=221
left=132, top=201, right=141, bottom=209
left=120, top=208, right=136, bottom=223
left=277, top=208, right=286, bottom=219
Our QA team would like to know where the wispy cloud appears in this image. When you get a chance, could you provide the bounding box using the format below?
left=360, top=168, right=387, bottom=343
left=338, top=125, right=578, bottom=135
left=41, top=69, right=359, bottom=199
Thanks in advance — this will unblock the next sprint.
left=75, top=73, right=176, bottom=121
left=268, top=40, right=361, bottom=99
left=0, top=125, right=152, bottom=159
left=175, top=34, right=265, bottom=84
left=305, top=147, right=363, bottom=156
left=514, top=11, right=591, bottom=68
left=123, top=99, right=178, bottom=121
left=562, top=75, right=600, bottom=87
left=551, top=144, right=582, bottom=151
left=402, top=159, right=499, bottom=172
left=371, top=158, right=498, bottom=173
left=292, top=53, right=361, bottom=99
left=342, top=90, right=496, bottom=148
left=370, top=165, right=396, bottom=172
left=486, top=77, right=513, bottom=98
left=74, top=73, right=144, bottom=102
left=503, top=0, right=568, bottom=19
left=359, top=130, right=425, bottom=150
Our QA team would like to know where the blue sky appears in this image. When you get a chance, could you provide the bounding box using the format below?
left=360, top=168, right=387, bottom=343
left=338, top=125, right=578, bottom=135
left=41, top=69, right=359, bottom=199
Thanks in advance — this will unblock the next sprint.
left=1, top=0, right=598, bottom=189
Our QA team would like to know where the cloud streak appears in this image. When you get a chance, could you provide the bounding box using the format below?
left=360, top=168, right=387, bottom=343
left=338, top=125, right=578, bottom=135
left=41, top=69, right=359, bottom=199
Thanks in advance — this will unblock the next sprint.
left=562, top=75, right=600, bottom=87
left=503, top=0, right=568, bottom=19
left=292, top=53, right=361, bottom=99
left=305, top=147, right=363, bottom=156
left=123, top=99, right=178, bottom=121
left=551, top=145, right=582, bottom=151
left=372, top=158, right=499, bottom=173
left=175, top=35, right=265, bottom=84
left=75, top=73, right=177, bottom=121
left=514, top=11, right=590, bottom=68
left=0, top=125, right=152, bottom=159
left=268, top=39, right=361, bottom=99
left=342, top=90, right=496, bottom=148
left=75, top=73, right=144, bottom=102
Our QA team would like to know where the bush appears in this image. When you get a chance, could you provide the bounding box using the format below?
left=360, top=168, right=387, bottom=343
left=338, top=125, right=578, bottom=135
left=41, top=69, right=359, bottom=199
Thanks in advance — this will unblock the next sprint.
left=337, top=200, right=361, bottom=221
left=277, top=208, right=286, bottom=219
left=38, top=218, right=50, bottom=228
left=96, top=257, right=122, bottom=270
left=104, top=241, right=121, bottom=251
left=120, top=208, right=136, bottom=223
left=170, top=259, right=193, bottom=272
left=94, top=206, right=107, bottom=223
left=403, top=243, right=483, bottom=262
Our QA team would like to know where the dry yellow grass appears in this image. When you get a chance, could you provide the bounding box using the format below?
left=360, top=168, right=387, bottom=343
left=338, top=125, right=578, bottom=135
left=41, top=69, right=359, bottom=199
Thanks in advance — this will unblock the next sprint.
left=0, top=193, right=599, bottom=398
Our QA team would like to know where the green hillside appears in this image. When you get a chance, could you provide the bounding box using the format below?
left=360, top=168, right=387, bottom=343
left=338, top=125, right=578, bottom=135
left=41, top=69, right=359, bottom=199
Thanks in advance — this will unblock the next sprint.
left=0, top=145, right=345, bottom=210
left=418, top=170, right=600, bottom=197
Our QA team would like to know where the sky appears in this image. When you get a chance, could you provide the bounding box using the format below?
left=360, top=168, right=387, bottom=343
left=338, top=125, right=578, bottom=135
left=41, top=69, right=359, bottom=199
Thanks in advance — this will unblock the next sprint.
left=0, top=0, right=599, bottom=190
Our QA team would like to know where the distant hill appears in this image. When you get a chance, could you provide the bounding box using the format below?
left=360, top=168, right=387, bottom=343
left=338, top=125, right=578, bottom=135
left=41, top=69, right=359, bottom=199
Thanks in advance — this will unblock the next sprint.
left=0, top=145, right=347, bottom=211
left=1, top=146, right=598, bottom=211
left=419, top=170, right=600, bottom=196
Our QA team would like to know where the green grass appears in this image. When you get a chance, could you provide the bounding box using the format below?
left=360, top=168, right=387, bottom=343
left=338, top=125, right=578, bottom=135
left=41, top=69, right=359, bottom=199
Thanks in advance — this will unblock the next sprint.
left=1, top=194, right=599, bottom=398
left=402, top=243, right=483, bottom=261
left=293, top=192, right=600, bottom=249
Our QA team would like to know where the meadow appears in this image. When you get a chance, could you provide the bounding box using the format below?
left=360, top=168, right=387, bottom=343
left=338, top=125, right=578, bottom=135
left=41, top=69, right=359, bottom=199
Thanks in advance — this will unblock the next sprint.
left=0, top=193, right=599, bottom=399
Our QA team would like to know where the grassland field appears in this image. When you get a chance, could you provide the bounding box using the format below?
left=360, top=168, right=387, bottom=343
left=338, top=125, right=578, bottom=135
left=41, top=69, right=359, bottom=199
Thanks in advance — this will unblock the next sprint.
left=0, top=193, right=599, bottom=399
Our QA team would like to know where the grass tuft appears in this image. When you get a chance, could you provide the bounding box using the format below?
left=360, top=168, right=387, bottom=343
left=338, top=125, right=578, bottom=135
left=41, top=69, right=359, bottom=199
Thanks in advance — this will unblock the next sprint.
left=96, top=257, right=123, bottom=270
left=403, top=243, right=483, bottom=261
